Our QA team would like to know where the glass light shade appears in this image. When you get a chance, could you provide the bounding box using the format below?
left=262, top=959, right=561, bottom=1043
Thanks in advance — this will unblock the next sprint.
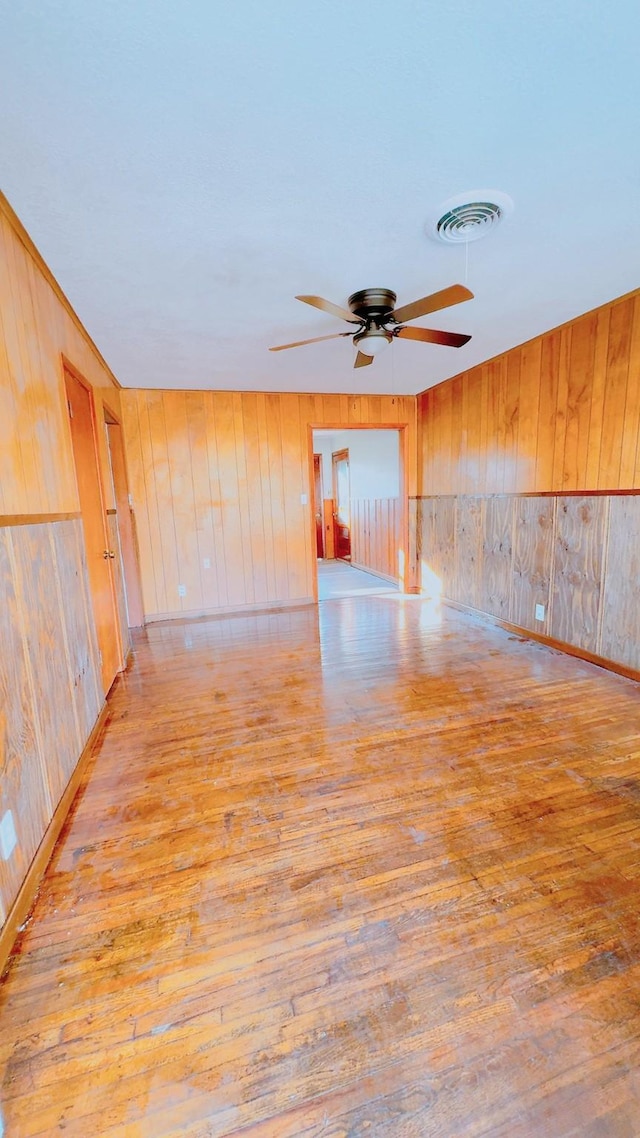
left=355, top=331, right=392, bottom=357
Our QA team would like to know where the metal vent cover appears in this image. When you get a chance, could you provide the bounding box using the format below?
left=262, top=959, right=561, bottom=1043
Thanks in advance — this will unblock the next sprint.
left=427, top=190, right=513, bottom=244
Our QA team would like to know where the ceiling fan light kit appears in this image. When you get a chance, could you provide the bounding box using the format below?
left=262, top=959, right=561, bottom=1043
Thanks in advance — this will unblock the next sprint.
left=270, top=284, right=473, bottom=368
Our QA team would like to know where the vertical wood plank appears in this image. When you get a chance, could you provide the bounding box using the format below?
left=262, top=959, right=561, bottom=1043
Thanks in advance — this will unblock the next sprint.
left=503, top=351, right=521, bottom=493
left=10, top=524, right=80, bottom=804
left=480, top=496, right=513, bottom=619
left=600, top=495, right=640, bottom=669
left=164, top=391, right=203, bottom=612
left=551, top=326, right=571, bottom=491
left=618, top=295, right=640, bottom=487
left=516, top=339, right=542, bottom=491
left=0, top=529, right=51, bottom=918
left=535, top=331, right=561, bottom=491
left=454, top=497, right=483, bottom=608
left=510, top=497, right=555, bottom=633
left=598, top=298, right=633, bottom=489
left=204, top=391, right=229, bottom=608
left=551, top=496, right=608, bottom=652
left=430, top=497, right=456, bottom=598
left=585, top=307, right=611, bottom=489
left=564, top=313, right=597, bottom=489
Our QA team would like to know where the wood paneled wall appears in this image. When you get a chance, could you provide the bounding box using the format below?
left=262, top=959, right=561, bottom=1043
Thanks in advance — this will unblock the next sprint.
left=350, top=498, right=400, bottom=581
left=0, top=520, right=102, bottom=924
left=0, top=195, right=122, bottom=515
left=418, top=290, right=640, bottom=496
left=121, top=391, right=417, bottom=618
left=417, top=493, right=640, bottom=675
left=1, top=193, right=122, bottom=944
left=416, top=288, right=640, bottom=676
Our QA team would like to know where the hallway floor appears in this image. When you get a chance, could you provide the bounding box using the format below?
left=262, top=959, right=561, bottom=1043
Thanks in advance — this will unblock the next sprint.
left=1, top=598, right=640, bottom=1136
left=317, top=557, right=398, bottom=600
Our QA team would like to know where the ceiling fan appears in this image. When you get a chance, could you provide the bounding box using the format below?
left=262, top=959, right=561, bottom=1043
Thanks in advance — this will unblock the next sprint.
left=269, top=284, right=473, bottom=368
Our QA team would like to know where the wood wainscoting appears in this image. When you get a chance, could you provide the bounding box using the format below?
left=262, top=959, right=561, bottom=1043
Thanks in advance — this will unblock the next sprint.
left=0, top=517, right=103, bottom=955
left=350, top=497, right=400, bottom=582
left=416, top=492, right=640, bottom=678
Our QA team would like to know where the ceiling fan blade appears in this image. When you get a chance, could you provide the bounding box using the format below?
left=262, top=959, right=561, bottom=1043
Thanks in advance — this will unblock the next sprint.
left=296, top=294, right=361, bottom=324
left=391, top=284, right=473, bottom=325
left=395, top=326, right=471, bottom=348
left=269, top=332, right=351, bottom=352
left=354, top=351, right=373, bottom=368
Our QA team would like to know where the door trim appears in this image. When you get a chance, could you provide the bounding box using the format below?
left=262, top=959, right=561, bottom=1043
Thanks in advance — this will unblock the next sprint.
left=63, top=362, right=124, bottom=692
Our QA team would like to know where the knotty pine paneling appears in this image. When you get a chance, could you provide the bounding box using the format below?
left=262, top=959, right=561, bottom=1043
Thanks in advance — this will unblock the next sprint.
left=600, top=496, right=640, bottom=671
left=418, top=493, right=639, bottom=676
left=0, top=520, right=102, bottom=925
left=551, top=497, right=608, bottom=653
left=121, top=391, right=417, bottom=617
left=480, top=496, right=513, bottom=620
left=0, top=530, right=51, bottom=923
left=351, top=498, right=400, bottom=581
left=511, top=497, right=555, bottom=634
left=454, top=496, right=483, bottom=608
left=429, top=496, right=456, bottom=599
left=418, top=289, right=640, bottom=496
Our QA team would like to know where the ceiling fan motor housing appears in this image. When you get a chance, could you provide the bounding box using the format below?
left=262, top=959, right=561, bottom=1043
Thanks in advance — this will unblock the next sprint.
left=348, top=288, right=397, bottom=322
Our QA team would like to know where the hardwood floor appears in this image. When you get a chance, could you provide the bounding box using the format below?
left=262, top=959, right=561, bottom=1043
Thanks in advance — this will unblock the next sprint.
left=317, top=559, right=398, bottom=600
left=1, top=596, right=639, bottom=1136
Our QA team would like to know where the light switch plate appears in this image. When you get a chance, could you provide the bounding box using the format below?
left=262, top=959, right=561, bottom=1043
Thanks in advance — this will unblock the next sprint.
left=535, top=603, right=545, bottom=622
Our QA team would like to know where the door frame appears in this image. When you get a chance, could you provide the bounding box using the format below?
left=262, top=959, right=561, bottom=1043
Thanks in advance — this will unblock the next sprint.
left=331, top=447, right=351, bottom=562
left=307, top=423, right=409, bottom=603
left=102, top=402, right=145, bottom=628
left=63, top=360, right=124, bottom=692
left=313, top=453, right=324, bottom=559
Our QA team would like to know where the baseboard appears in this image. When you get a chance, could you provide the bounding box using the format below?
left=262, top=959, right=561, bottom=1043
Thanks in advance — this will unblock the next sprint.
left=0, top=701, right=109, bottom=977
left=442, top=598, right=640, bottom=683
left=350, top=561, right=398, bottom=586
left=144, top=597, right=315, bottom=623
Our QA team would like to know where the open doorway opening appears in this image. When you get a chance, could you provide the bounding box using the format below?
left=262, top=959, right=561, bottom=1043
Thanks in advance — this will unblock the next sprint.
left=311, top=427, right=404, bottom=601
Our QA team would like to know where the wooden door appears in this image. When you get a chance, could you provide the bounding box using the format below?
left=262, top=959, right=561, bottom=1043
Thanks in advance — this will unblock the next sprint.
left=64, top=369, right=122, bottom=693
left=332, top=448, right=351, bottom=561
left=313, top=454, right=324, bottom=558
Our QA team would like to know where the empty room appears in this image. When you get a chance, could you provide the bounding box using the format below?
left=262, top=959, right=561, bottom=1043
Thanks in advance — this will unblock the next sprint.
left=1, top=3, right=639, bottom=1136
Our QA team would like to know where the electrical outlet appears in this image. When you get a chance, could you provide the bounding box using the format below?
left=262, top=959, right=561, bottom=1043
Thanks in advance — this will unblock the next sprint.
left=203, top=557, right=211, bottom=569
left=178, top=584, right=186, bottom=597
left=0, top=810, right=17, bottom=861
left=535, top=603, right=545, bottom=622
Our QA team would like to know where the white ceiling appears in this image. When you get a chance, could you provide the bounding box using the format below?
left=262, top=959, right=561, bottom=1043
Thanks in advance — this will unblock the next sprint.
left=1, top=1, right=639, bottom=396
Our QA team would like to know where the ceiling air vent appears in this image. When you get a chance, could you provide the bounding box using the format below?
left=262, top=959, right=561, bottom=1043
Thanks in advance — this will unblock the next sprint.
left=427, top=190, right=513, bottom=244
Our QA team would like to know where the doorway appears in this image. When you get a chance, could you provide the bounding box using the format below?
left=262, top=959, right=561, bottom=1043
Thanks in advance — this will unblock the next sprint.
left=311, top=427, right=406, bottom=599
left=64, top=367, right=123, bottom=693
